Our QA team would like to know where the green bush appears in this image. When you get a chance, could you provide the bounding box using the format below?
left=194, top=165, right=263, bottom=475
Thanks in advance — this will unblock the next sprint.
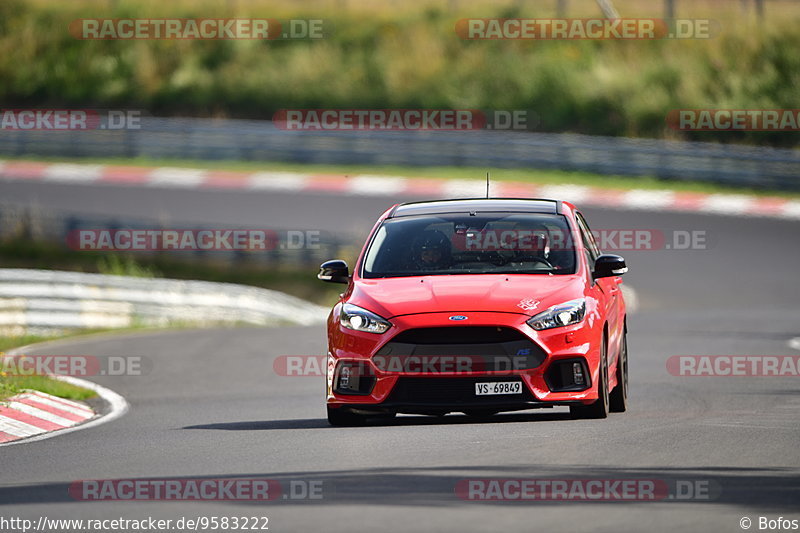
left=1, top=0, right=798, bottom=145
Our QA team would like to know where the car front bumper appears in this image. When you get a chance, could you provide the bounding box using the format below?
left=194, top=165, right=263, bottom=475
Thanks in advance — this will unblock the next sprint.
left=326, top=311, right=604, bottom=413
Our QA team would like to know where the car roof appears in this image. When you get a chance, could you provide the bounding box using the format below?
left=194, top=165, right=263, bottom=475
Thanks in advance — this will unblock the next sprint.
left=388, top=198, right=563, bottom=218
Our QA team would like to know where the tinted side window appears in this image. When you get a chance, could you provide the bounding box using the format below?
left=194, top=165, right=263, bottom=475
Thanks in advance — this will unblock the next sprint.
left=574, top=212, right=599, bottom=276
left=575, top=212, right=601, bottom=260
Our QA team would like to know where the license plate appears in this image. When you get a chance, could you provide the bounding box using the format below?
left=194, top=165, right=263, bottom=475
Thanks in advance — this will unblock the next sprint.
left=475, top=382, right=522, bottom=395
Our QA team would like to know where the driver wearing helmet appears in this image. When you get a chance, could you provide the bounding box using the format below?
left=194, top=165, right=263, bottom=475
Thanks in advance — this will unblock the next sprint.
left=411, top=230, right=452, bottom=270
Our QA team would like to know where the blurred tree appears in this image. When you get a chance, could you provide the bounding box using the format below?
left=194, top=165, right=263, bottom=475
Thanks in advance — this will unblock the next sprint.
left=595, top=0, right=619, bottom=18
left=755, top=0, right=765, bottom=19
left=665, top=0, right=675, bottom=18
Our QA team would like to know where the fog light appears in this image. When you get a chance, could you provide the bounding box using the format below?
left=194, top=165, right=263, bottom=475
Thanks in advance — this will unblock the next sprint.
left=544, top=358, right=590, bottom=392
left=573, top=362, right=585, bottom=386
left=339, top=366, right=351, bottom=388
left=333, top=361, right=376, bottom=395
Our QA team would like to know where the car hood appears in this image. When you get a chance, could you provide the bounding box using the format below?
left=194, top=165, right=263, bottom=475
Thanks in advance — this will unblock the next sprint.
left=349, top=274, right=585, bottom=318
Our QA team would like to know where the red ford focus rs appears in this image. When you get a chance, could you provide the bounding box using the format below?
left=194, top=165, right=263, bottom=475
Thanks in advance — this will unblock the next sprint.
left=318, top=198, right=629, bottom=425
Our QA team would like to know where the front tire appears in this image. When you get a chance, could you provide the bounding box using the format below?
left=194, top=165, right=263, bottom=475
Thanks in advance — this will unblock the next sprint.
left=609, top=331, right=628, bottom=413
left=570, top=339, right=609, bottom=420
left=327, top=406, right=365, bottom=426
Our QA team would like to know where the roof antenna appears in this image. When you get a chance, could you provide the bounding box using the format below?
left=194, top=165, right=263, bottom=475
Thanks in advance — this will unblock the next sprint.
left=486, top=172, right=490, bottom=198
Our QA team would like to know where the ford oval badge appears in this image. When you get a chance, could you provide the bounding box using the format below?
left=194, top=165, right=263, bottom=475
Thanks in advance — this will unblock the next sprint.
left=449, top=315, right=468, bottom=321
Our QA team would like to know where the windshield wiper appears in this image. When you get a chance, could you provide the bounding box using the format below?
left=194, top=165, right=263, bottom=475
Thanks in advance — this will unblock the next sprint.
left=491, top=269, right=555, bottom=275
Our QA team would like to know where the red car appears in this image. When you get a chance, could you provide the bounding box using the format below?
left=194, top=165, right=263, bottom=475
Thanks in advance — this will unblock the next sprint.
left=318, top=198, right=628, bottom=425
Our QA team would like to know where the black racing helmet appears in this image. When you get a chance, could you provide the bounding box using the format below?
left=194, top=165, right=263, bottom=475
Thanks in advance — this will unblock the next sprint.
left=412, top=229, right=451, bottom=268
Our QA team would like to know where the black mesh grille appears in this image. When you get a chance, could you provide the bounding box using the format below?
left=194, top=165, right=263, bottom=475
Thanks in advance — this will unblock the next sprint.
left=388, top=326, right=524, bottom=344
left=375, top=327, right=547, bottom=372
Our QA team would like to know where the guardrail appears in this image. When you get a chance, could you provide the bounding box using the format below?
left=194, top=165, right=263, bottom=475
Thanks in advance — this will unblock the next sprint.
left=0, top=269, right=328, bottom=334
left=0, top=117, right=798, bottom=190
left=0, top=203, right=349, bottom=269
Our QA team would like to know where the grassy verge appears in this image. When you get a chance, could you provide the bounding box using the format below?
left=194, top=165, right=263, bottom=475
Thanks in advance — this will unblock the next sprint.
left=0, top=334, right=54, bottom=354
left=0, top=374, right=96, bottom=402
left=4, top=155, right=800, bottom=199
left=1, top=334, right=98, bottom=401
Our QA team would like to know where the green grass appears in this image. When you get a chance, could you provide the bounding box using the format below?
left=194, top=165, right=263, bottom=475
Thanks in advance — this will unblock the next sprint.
left=0, top=334, right=56, bottom=354
left=97, top=255, right=159, bottom=278
left=1, top=0, right=799, bottom=146
left=0, top=374, right=96, bottom=402
left=1, top=334, right=98, bottom=401
left=4, top=154, right=800, bottom=199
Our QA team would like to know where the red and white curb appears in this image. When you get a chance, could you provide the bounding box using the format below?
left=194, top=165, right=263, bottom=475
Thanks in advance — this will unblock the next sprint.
left=0, top=390, right=95, bottom=443
left=0, top=372, right=129, bottom=447
left=1, top=160, right=799, bottom=220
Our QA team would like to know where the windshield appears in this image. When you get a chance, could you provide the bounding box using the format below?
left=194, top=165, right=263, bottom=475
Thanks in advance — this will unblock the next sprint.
left=362, top=213, right=576, bottom=278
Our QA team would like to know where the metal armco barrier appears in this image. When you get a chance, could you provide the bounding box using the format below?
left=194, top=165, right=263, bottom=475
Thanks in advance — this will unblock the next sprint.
left=0, top=117, right=798, bottom=190
left=0, top=269, right=328, bottom=334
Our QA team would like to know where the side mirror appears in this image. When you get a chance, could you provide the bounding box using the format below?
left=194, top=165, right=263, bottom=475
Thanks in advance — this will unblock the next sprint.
left=318, top=260, right=350, bottom=284
left=593, top=254, right=628, bottom=279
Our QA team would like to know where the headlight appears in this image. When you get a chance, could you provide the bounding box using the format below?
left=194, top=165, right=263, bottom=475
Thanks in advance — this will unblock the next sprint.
left=340, top=304, right=392, bottom=334
left=526, top=298, right=586, bottom=330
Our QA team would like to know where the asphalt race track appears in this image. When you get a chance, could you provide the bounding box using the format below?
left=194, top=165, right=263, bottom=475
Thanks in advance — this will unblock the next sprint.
left=1, top=180, right=799, bottom=532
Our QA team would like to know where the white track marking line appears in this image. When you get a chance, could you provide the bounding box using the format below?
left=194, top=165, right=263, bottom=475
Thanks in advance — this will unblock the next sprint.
left=702, top=194, right=757, bottom=215
left=779, top=201, right=800, bottom=220
left=43, top=164, right=104, bottom=183
left=346, top=175, right=408, bottom=196
left=248, top=172, right=309, bottom=190
left=623, top=189, right=676, bottom=209
left=147, top=167, right=207, bottom=187
left=789, top=338, right=800, bottom=352
left=537, top=185, right=591, bottom=203
left=440, top=180, right=492, bottom=198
